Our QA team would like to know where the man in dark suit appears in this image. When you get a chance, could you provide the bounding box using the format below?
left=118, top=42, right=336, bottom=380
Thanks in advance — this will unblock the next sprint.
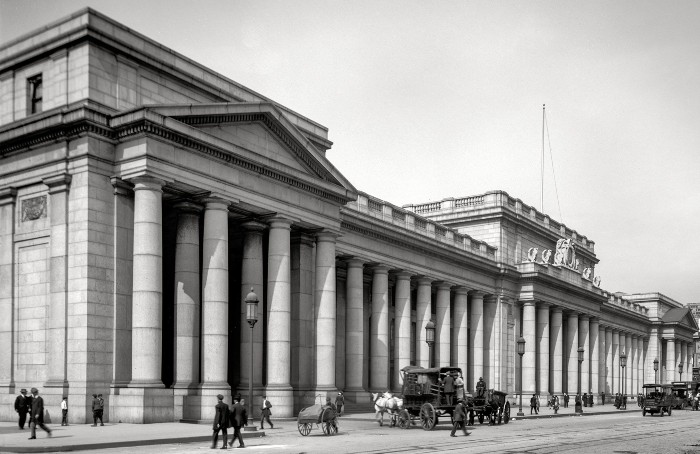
left=450, top=399, right=470, bottom=437
left=14, top=389, right=28, bottom=429
left=228, top=395, right=248, bottom=448
left=28, top=388, right=51, bottom=439
left=211, top=394, right=229, bottom=449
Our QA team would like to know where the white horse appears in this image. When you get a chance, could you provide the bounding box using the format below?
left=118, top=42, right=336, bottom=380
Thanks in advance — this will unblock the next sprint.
left=371, top=392, right=403, bottom=426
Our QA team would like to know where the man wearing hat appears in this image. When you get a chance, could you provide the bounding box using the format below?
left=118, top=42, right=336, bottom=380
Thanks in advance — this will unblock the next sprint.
left=450, top=398, right=470, bottom=437
left=476, top=377, right=486, bottom=398
left=96, top=393, right=105, bottom=425
left=335, top=391, right=344, bottom=417
left=211, top=394, right=229, bottom=449
left=91, top=394, right=99, bottom=427
left=14, top=389, right=29, bottom=429
left=227, top=395, right=247, bottom=449
left=28, top=387, right=51, bottom=439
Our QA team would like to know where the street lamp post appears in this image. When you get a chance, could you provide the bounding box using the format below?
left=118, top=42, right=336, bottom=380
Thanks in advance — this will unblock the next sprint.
left=576, top=347, right=584, bottom=414
left=517, top=336, right=526, bottom=417
left=245, top=288, right=259, bottom=432
left=425, top=321, right=435, bottom=368
left=620, top=351, right=627, bottom=410
left=653, top=358, right=659, bottom=384
left=679, top=363, right=683, bottom=381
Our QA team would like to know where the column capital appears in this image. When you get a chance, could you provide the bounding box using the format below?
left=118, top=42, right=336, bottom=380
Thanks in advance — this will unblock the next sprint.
left=393, top=271, right=413, bottom=281
left=483, top=294, right=498, bottom=304
left=241, top=220, right=268, bottom=233
left=267, top=216, right=294, bottom=230
left=130, top=176, right=166, bottom=192
left=43, top=173, right=72, bottom=194
left=315, top=230, right=340, bottom=242
left=522, top=300, right=537, bottom=307
left=344, top=257, right=367, bottom=269
left=111, top=177, right=134, bottom=196
left=452, top=286, right=470, bottom=295
left=0, top=187, right=17, bottom=206
left=173, top=201, right=203, bottom=214
left=434, top=281, right=453, bottom=290
left=551, top=305, right=563, bottom=314
left=370, top=264, right=390, bottom=274
left=579, top=314, right=590, bottom=322
left=468, top=290, right=486, bottom=299
left=202, top=197, right=231, bottom=211
left=414, top=276, right=434, bottom=286
left=291, top=231, right=314, bottom=246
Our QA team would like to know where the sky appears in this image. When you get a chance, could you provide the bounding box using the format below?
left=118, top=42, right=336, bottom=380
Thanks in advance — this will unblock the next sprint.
left=2, top=0, right=699, bottom=304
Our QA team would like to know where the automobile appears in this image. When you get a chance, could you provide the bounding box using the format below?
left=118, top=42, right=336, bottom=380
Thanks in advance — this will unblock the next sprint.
left=670, top=381, right=700, bottom=409
left=641, top=383, right=674, bottom=416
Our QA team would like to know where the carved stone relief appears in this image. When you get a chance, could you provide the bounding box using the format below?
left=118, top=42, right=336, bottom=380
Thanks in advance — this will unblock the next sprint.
left=21, top=196, right=47, bottom=222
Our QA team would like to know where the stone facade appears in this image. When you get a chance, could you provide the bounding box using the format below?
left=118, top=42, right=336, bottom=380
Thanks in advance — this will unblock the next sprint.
left=0, top=9, right=697, bottom=424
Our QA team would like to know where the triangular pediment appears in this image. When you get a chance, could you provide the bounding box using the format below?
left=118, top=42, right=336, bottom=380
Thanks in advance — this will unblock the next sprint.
left=140, top=103, right=357, bottom=203
left=197, top=122, right=311, bottom=174
left=661, top=307, right=699, bottom=331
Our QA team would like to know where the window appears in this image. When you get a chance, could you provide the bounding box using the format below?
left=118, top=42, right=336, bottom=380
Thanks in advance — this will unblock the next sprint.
left=28, top=74, right=43, bottom=114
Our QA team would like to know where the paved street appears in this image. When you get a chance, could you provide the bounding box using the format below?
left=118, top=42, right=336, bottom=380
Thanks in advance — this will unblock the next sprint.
left=3, top=408, right=700, bottom=454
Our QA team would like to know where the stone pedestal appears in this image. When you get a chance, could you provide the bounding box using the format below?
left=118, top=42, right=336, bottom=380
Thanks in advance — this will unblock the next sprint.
left=110, top=387, right=174, bottom=423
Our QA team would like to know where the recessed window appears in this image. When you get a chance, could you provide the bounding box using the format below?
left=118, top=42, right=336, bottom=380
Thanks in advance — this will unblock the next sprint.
left=27, top=74, right=43, bottom=114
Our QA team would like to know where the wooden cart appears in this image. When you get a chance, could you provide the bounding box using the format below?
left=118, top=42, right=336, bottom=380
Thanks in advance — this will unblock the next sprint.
left=297, top=403, right=338, bottom=436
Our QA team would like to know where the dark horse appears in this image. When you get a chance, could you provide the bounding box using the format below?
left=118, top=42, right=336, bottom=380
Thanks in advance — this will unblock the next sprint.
left=469, top=389, right=501, bottom=425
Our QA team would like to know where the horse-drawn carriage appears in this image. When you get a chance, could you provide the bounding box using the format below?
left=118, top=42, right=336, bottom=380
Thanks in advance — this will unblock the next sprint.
left=297, top=401, right=338, bottom=436
left=397, top=366, right=510, bottom=430
left=469, top=389, right=510, bottom=425
left=398, top=366, right=463, bottom=430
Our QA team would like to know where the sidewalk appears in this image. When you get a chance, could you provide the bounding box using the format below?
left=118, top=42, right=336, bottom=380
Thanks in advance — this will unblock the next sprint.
left=0, top=405, right=641, bottom=453
left=509, top=401, right=641, bottom=420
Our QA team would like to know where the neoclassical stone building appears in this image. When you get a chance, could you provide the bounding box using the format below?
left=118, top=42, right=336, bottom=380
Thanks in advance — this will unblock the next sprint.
left=0, top=9, right=696, bottom=423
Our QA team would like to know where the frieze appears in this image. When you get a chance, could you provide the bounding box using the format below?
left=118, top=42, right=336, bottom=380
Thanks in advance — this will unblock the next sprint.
left=21, top=196, right=47, bottom=221
left=524, top=237, right=601, bottom=287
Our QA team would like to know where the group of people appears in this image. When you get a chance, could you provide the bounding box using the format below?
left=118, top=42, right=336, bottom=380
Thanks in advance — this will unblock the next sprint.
left=212, top=394, right=275, bottom=449
left=13, top=387, right=52, bottom=439
left=91, top=393, right=105, bottom=426
left=613, top=392, right=627, bottom=409
left=14, top=387, right=106, bottom=440
left=439, top=371, right=468, bottom=406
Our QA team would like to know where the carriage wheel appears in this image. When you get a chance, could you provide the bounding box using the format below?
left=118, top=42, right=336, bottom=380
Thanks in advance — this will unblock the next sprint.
left=504, top=402, right=511, bottom=424
left=398, top=409, right=411, bottom=429
left=420, top=403, right=437, bottom=431
left=298, top=423, right=312, bottom=436
left=478, top=413, right=484, bottom=424
left=321, top=408, right=335, bottom=435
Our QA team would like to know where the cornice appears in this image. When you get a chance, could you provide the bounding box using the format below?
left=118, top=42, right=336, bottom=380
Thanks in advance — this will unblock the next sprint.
left=339, top=209, right=503, bottom=278
left=0, top=105, right=353, bottom=206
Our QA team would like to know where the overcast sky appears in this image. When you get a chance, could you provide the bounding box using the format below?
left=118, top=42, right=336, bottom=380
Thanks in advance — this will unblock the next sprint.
left=2, top=0, right=699, bottom=305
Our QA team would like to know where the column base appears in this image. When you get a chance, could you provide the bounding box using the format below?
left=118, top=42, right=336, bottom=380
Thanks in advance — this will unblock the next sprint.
left=110, top=387, right=174, bottom=423
left=265, top=385, right=294, bottom=418
left=182, top=386, right=231, bottom=422
left=339, top=388, right=367, bottom=405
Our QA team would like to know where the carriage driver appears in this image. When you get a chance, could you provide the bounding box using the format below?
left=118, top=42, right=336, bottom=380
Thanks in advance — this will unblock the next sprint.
left=476, top=377, right=486, bottom=397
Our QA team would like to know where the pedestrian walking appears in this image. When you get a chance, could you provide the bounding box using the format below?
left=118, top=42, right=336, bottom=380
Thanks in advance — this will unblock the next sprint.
left=450, top=399, right=470, bottom=437
left=14, top=388, right=29, bottom=429
left=61, top=396, right=68, bottom=426
left=28, top=387, right=51, bottom=439
left=563, top=393, right=569, bottom=408
left=211, top=394, right=229, bottom=449
left=601, top=392, right=605, bottom=405
left=583, top=392, right=588, bottom=407
left=260, top=396, right=273, bottom=429
left=530, top=394, right=538, bottom=415
left=227, top=395, right=247, bottom=449
left=552, top=395, right=560, bottom=414
left=574, top=393, right=583, bottom=413
left=335, top=392, right=344, bottom=416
